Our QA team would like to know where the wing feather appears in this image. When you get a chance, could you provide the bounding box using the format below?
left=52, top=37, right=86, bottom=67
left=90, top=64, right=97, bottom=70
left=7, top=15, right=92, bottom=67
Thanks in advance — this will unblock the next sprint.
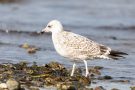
left=58, top=31, right=101, bottom=56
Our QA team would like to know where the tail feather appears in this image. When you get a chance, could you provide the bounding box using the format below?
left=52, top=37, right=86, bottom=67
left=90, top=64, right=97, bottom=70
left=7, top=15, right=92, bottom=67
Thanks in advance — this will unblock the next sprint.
left=109, top=50, right=128, bottom=60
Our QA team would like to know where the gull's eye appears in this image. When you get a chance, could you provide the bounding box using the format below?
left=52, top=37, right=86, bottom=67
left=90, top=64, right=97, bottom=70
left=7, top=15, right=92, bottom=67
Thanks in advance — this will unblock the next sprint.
left=48, top=25, right=52, bottom=28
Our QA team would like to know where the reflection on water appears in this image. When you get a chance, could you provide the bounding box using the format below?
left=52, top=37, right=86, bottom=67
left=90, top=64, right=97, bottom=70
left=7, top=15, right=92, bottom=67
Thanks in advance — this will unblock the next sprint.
left=0, top=0, right=135, bottom=89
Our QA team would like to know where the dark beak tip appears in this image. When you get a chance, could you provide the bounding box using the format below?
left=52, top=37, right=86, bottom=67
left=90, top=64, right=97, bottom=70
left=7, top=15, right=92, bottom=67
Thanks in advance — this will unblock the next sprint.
left=39, top=31, right=44, bottom=34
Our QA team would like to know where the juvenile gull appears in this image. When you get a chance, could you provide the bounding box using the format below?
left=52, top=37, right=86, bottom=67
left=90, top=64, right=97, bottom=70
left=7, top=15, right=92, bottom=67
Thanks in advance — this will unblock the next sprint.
left=41, top=20, right=127, bottom=77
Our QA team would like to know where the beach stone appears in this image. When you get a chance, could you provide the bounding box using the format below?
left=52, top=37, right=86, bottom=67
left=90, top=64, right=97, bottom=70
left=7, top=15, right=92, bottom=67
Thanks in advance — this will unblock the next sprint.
left=21, top=43, right=29, bottom=49
left=98, top=75, right=112, bottom=80
left=131, top=86, right=135, bottom=90
left=78, top=87, right=93, bottom=90
left=111, top=88, right=119, bottom=90
left=0, top=83, right=8, bottom=89
left=89, top=68, right=101, bottom=75
left=94, top=86, right=106, bottom=90
left=6, top=78, right=20, bottom=90
left=78, top=76, right=91, bottom=86
left=29, top=86, right=40, bottom=90
left=27, top=48, right=37, bottom=54
left=56, top=82, right=76, bottom=90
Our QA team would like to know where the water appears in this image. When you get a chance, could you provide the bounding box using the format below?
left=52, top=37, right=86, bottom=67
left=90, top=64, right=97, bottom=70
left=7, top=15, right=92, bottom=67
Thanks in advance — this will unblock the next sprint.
left=0, top=0, right=135, bottom=89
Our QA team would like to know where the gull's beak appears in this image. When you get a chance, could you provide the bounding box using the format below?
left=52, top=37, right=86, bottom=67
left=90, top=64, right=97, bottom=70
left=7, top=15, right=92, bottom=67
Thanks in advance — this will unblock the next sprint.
left=40, top=28, right=46, bottom=34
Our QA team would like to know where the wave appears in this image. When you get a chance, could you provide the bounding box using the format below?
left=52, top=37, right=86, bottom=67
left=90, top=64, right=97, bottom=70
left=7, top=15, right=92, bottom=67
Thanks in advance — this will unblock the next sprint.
left=95, top=25, right=135, bottom=30
left=0, top=28, right=51, bottom=36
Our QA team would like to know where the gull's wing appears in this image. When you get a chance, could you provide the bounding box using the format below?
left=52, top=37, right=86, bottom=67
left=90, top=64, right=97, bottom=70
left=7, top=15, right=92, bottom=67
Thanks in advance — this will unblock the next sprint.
left=57, top=31, right=111, bottom=58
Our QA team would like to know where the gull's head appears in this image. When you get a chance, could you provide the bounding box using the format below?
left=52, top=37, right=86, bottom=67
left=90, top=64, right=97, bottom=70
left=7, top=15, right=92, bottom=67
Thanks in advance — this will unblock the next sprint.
left=41, top=20, right=63, bottom=34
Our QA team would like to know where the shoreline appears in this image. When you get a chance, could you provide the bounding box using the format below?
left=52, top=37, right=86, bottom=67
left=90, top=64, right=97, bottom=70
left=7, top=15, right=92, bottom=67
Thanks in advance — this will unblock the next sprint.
left=0, top=61, right=133, bottom=90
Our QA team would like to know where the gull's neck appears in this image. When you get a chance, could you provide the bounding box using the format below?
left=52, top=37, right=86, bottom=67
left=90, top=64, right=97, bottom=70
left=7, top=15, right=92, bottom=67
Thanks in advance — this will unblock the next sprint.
left=52, top=29, right=64, bottom=35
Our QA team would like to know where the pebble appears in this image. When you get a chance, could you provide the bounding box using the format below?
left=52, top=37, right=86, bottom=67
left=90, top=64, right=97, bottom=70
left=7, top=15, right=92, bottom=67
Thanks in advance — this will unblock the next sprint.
left=6, top=79, right=20, bottom=90
left=0, top=83, right=8, bottom=89
left=111, top=88, right=120, bottom=90
left=21, top=43, right=30, bottom=49
left=131, top=86, right=135, bottom=90
left=27, top=48, right=37, bottom=54
left=98, top=75, right=112, bottom=80
left=56, top=82, right=76, bottom=90
left=94, top=86, right=106, bottom=90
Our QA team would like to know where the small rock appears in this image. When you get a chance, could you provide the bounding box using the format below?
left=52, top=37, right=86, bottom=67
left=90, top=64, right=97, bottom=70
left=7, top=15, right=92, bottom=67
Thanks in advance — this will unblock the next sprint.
left=111, top=80, right=130, bottom=83
left=94, top=66, right=103, bottom=70
left=21, top=43, right=29, bottom=49
left=0, top=83, right=8, bottom=89
left=27, top=48, right=37, bottom=54
left=98, top=75, right=112, bottom=80
left=94, top=86, right=106, bottom=90
left=78, top=76, right=91, bottom=86
left=20, top=43, right=39, bottom=54
left=103, top=75, right=112, bottom=79
left=29, top=86, right=40, bottom=90
left=56, top=82, right=76, bottom=90
left=111, top=88, right=119, bottom=90
left=131, top=86, right=135, bottom=90
left=6, top=78, right=20, bottom=90
left=110, top=36, right=117, bottom=40
left=78, top=87, right=93, bottom=90
left=89, top=68, right=101, bottom=75
left=63, top=85, right=76, bottom=90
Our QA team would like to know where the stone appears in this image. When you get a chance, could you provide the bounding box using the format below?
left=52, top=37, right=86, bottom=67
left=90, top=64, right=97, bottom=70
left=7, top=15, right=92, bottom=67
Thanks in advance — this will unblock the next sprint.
left=94, top=86, right=106, bottom=90
left=131, top=86, right=135, bottom=90
left=6, top=78, right=20, bottom=90
left=0, top=83, right=8, bottom=89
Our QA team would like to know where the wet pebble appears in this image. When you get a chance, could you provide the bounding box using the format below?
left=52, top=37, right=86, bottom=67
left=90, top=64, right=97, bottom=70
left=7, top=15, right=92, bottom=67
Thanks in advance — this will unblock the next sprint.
left=21, top=43, right=30, bottom=49
left=27, top=48, right=37, bottom=54
left=29, top=86, right=40, bottom=90
left=89, top=68, right=101, bottom=75
left=78, top=76, right=91, bottom=86
left=130, top=86, right=135, bottom=90
left=110, top=36, right=117, bottom=40
left=20, top=43, right=39, bottom=54
left=94, top=86, right=106, bottom=90
left=6, top=78, right=20, bottom=90
left=111, top=88, right=120, bottom=90
left=0, top=0, right=18, bottom=3
left=94, top=66, right=103, bottom=70
left=0, top=83, right=8, bottom=89
left=56, top=82, right=76, bottom=90
left=111, top=80, right=130, bottom=83
left=98, top=75, right=112, bottom=80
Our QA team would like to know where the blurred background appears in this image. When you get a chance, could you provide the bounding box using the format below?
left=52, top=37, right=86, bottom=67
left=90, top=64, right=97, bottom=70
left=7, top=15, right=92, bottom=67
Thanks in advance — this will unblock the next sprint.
left=0, top=0, right=135, bottom=89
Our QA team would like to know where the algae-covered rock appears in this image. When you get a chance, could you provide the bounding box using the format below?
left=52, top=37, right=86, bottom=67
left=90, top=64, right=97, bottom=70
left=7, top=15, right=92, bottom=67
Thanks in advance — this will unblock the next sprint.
left=56, top=82, right=76, bottom=90
left=0, top=61, right=96, bottom=90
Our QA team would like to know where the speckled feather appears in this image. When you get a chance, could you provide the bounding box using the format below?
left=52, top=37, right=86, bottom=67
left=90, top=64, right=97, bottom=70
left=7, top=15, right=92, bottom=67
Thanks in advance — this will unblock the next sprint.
left=52, top=31, right=111, bottom=60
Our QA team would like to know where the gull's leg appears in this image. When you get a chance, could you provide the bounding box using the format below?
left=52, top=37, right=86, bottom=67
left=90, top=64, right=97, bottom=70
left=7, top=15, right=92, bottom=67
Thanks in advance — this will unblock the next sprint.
left=83, top=60, right=89, bottom=77
left=71, top=63, right=76, bottom=76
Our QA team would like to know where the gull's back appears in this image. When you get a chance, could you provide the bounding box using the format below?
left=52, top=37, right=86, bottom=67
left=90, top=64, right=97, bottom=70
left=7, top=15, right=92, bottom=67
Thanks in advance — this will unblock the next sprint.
left=52, top=31, right=111, bottom=60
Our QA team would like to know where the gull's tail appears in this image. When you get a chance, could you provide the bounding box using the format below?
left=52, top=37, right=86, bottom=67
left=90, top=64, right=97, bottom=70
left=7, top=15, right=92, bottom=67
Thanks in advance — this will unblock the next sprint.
left=109, top=50, right=128, bottom=60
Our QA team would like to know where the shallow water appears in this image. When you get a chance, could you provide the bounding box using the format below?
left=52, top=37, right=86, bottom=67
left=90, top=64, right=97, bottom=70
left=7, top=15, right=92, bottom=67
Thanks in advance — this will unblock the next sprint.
left=0, top=0, right=135, bottom=89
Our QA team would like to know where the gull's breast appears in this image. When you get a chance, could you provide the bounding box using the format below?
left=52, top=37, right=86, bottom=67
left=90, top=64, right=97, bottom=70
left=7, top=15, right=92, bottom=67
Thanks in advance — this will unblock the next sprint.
left=52, top=34, right=71, bottom=58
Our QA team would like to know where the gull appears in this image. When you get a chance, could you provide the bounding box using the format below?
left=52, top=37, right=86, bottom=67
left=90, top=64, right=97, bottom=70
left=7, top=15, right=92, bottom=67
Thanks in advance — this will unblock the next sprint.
left=41, top=20, right=127, bottom=77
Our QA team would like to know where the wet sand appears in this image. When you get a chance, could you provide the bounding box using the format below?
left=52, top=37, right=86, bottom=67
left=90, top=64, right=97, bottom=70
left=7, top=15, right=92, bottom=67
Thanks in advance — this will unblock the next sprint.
left=0, top=0, right=135, bottom=90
